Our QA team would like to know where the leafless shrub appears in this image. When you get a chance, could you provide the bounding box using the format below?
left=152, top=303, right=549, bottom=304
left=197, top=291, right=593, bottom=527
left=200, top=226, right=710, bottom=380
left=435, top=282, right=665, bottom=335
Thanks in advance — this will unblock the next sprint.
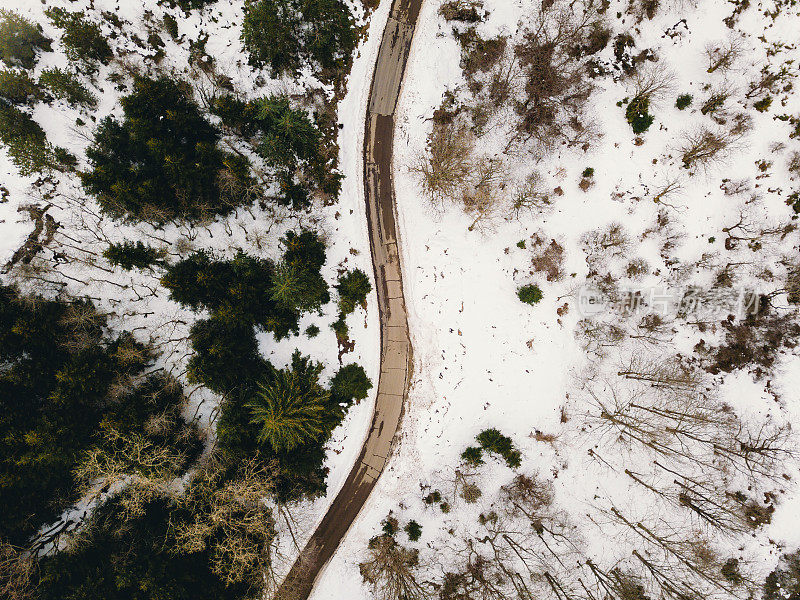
left=439, top=0, right=484, bottom=22
left=511, top=171, right=552, bottom=216
left=705, top=37, right=744, bottom=73
left=628, top=62, right=676, bottom=105
left=500, top=474, right=554, bottom=525
left=511, top=0, right=608, bottom=151
left=411, top=121, right=474, bottom=206
left=0, top=541, right=37, bottom=600
left=461, top=155, right=507, bottom=230
left=173, top=456, right=276, bottom=587
left=581, top=222, right=630, bottom=258
left=531, top=237, right=565, bottom=281
left=679, top=127, right=736, bottom=170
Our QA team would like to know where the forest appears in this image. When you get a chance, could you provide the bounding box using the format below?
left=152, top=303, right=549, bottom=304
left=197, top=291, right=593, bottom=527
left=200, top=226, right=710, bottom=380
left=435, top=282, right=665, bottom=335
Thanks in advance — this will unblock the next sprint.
left=0, top=1, right=372, bottom=599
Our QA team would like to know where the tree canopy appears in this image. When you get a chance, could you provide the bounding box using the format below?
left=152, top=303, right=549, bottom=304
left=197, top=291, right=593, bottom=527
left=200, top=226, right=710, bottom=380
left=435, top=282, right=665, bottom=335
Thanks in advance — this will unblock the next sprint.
left=82, top=76, right=250, bottom=223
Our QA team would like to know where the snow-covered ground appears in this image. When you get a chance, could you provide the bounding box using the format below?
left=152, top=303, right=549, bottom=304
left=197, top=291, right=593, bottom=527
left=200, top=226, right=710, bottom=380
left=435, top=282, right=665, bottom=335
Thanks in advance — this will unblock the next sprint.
left=315, top=0, right=800, bottom=596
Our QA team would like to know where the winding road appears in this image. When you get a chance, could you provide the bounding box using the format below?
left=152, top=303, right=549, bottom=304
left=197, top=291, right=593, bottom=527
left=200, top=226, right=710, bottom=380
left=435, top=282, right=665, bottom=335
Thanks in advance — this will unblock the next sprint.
left=276, top=0, right=423, bottom=597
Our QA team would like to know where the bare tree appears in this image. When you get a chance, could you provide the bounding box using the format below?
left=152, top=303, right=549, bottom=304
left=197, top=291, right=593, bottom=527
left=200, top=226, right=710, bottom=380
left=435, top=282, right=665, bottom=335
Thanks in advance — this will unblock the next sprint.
left=0, top=541, right=37, bottom=600
left=359, top=535, right=428, bottom=600
left=678, top=127, right=736, bottom=170
left=705, top=37, right=744, bottom=73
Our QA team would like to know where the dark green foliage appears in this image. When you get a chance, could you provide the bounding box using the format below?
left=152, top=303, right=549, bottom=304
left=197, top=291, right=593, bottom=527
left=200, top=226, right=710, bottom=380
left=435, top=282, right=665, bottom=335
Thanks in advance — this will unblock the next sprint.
left=675, top=93, right=692, bottom=110
left=626, top=95, right=654, bottom=134
left=186, top=313, right=266, bottom=395
left=211, top=94, right=339, bottom=206
left=82, top=76, right=247, bottom=223
left=0, top=286, right=194, bottom=545
left=0, top=68, right=43, bottom=105
left=582, top=167, right=595, bottom=178
left=0, top=103, right=71, bottom=176
left=517, top=283, right=543, bottom=305
left=721, top=558, right=743, bottom=585
left=39, top=66, right=97, bottom=108
left=764, top=551, right=800, bottom=600
left=241, top=0, right=357, bottom=83
left=45, top=7, right=112, bottom=65
left=163, top=14, right=180, bottom=40
left=423, top=490, right=441, bottom=504
left=476, top=428, right=522, bottom=468
left=163, top=233, right=328, bottom=341
left=331, top=314, right=349, bottom=342
left=330, top=363, right=372, bottom=405
left=461, top=445, right=484, bottom=466
left=35, top=494, right=246, bottom=600
left=404, top=520, right=422, bottom=542
left=305, top=324, right=320, bottom=338
left=0, top=10, right=52, bottom=69
left=104, top=241, right=165, bottom=270
left=215, top=353, right=349, bottom=502
left=247, top=352, right=335, bottom=452
left=336, top=268, right=372, bottom=315
left=381, top=515, right=399, bottom=536
left=754, top=96, right=773, bottom=112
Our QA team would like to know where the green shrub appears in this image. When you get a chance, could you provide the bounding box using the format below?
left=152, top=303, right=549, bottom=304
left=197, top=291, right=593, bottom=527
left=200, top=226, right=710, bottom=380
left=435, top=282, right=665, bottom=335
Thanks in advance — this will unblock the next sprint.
left=163, top=14, right=180, bottom=40
left=331, top=315, right=349, bottom=342
left=404, top=520, right=422, bottom=541
left=241, top=0, right=357, bottom=83
left=461, top=445, right=484, bottom=466
left=330, top=363, right=373, bottom=404
left=423, top=490, right=441, bottom=504
left=625, top=95, right=654, bottom=133
left=45, top=7, right=112, bottom=64
left=476, top=428, right=522, bottom=468
left=764, top=552, right=800, bottom=600
left=381, top=515, right=399, bottom=536
left=517, top=283, right=543, bottom=305
left=440, top=502, right=451, bottom=513
left=0, top=104, right=70, bottom=175
left=39, top=67, right=97, bottom=108
left=754, top=96, right=773, bottom=112
left=104, top=241, right=165, bottom=270
left=0, top=10, right=52, bottom=69
left=0, top=68, right=43, bottom=105
left=582, top=167, right=594, bottom=178
left=336, top=268, right=372, bottom=315
left=305, top=324, right=320, bottom=338
left=675, top=93, right=692, bottom=110
left=83, top=76, right=245, bottom=222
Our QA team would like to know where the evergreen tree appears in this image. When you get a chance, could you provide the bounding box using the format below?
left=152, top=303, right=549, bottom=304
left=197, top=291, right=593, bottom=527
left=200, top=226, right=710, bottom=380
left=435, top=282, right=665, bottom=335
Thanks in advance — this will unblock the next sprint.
left=44, top=7, right=112, bottom=65
left=241, top=0, right=357, bottom=83
left=0, top=10, right=52, bottom=69
left=330, top=363, right=372, bottom=405
left=247, top=352, right=333, bottom=452
left=104, top=241, right=165, bottom=270
left=82, top=76, right=244, bottom=222
left=764, top=552, right=800, bottom=600
left=336, top=268, right=372, bottom=315
left=0, top=68, right=43, bottom=106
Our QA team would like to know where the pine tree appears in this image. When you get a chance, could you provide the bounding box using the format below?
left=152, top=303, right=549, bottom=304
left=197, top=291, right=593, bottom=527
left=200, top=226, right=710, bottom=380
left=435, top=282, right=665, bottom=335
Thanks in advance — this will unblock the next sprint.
left=247, top=352, right=332, bottom=452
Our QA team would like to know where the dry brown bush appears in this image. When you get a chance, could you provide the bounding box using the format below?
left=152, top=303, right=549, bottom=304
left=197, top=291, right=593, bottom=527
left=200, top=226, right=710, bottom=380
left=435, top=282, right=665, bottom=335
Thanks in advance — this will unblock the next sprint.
left=411, top=121, right=473, bottom=205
